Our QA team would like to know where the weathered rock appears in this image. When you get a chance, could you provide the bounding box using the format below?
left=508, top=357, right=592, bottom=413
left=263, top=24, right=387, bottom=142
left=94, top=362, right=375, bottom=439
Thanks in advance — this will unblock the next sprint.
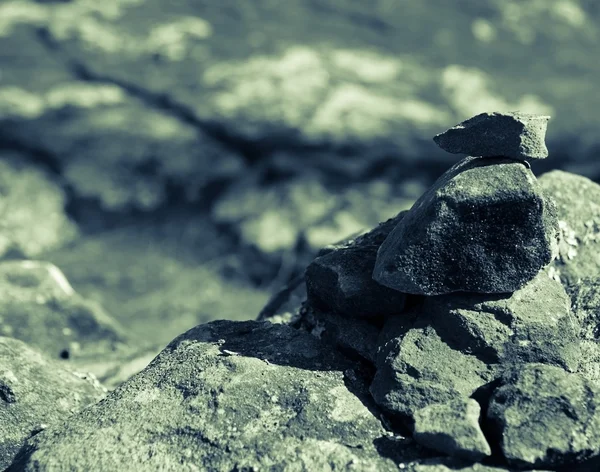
left=423, top=272, right=580, bottom=371
left=570, top=278, right=600, bottom=341
left=7, top=320, right=421, bottom=471
left=413, top=398, right=491, bottom=461
left=539, top=171, right=600, bottom=288
left=433, top=112, right=550, bottom=160
left=0, top=260, right=128, bottom=360
left=0, top=336, right=106, bottom=470
left=306, top=245, right=407, bottom=318
left=0, top=153, right=78, bottom=259
left=370, top=312, right=496, bottom=418
left=373, top=156, right=558, bottom=295
left=487, top=363, right=600, bottom=469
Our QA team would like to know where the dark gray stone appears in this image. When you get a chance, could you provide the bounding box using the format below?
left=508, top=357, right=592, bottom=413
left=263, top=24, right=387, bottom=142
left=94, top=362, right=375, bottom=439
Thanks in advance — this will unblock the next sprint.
left=539, top=171, right=600, bottom=289
left=0, top=337, right=106, bottom=470
left=373, top=156, right=558, bottom=295
left=7, top=321, right=413, bottom=471
left=300, top=309, right=381, bottom=363
left=433, top=112, right=550, bottom=160
left=306, top=212, right=407, bottom=318
left=487, top=363, right=600, bottom=469
left=306, top=246, right=407, bottom=318
left=423, top=272, right=580, bottom=371
left=413, top=398, right=491, bottom=462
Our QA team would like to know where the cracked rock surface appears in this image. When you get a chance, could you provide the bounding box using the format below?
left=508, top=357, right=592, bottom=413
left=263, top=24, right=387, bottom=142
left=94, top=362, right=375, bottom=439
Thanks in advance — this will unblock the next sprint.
left=0, top=336, right=106, bottom=470
left=8, top=321, right=411, bottom=471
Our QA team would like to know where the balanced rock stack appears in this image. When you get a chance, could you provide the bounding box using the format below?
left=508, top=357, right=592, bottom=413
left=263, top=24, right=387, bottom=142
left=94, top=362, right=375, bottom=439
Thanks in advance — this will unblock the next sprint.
left=305, top=112, right=600, bottom=470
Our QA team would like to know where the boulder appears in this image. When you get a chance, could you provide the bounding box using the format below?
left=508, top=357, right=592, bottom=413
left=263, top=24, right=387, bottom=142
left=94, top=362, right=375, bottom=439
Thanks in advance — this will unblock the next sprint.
left=487, top=363, right=600, bottom=469
left=422, top=272, right=580, bottom=371
left=7, top=320, right=420, bottom=471
left=433, top=112, right=550, bottom=160
left=373, top=156, right=558, bottom=295
left=539, top=171, right=600, bottom=288
left=0, top=260, right=128, bottom=360
left=0, top=336, right=105, bottom=470
left=412, top=398, right=491, bottom=462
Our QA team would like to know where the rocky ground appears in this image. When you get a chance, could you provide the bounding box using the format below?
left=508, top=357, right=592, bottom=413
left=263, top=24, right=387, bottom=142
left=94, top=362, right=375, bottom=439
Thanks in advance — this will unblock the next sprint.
left=2, top=0, right=600, bottom=470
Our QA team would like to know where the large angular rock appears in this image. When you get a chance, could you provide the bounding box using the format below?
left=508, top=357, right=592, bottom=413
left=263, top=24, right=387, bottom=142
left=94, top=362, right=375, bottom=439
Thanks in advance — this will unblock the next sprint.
left=7, top=321, right=418, bottom=471
left=370, top=312, right=496, bottom=418
left=0, top=260, right=128, bottom=360
left=0, top=337, right=106, bottom=470
left=487, top=363, right=600, bottom=469
left=539, top=171, right=600, bottom=288
left=433, top=112, right=550, bottom=160
left=373, top=156, right=558, bottom=295
left=423, top=272, right=580, bottom=371
left=412, top=398, right=491, bottom=461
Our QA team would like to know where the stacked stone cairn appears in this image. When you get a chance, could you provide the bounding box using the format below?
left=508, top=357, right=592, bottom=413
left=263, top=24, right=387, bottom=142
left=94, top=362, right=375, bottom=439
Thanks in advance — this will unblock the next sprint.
left=305, top=112, right=600, bottom=470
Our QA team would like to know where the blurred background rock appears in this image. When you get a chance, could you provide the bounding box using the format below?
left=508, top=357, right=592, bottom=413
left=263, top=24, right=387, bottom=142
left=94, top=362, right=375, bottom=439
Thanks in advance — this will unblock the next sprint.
left=0, top=0, right=598, bottom=372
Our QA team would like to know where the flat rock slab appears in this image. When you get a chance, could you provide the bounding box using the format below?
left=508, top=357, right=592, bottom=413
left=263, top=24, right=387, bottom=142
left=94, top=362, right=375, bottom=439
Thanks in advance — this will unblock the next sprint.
left=7, top=320, right=419, bottom=471
left=487, top=363, right=600, bottom=469
left=413, top=398, right=491, bottom=461
left=539, top=170, right=600, bottom=288
left=433, top=112, right=550, bottom=160
left=0, top=337, right=106, bottom=470
left=374, top=156, right=558, bottom=295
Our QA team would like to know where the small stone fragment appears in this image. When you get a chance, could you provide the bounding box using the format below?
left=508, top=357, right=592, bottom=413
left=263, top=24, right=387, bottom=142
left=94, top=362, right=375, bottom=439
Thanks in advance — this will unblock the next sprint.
left=306, top=212, right=407, bottom=318
left=433, top=112, right=550, bottom=160
left=487, top=363, right=600, bottom=469
left=373, top=156, right=558, bottom=295
left=413, top=398, right=491, bottom=462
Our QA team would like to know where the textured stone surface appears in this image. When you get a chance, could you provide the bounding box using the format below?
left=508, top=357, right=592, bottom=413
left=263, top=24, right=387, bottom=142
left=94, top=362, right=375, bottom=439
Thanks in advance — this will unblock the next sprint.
left=7, top=321, right=415, bottom=471
left=413, top=398, right=491, bottom=461
left=306, top=244, right=407, bottom=319
left=433, top=112, right=550, bottom=160
left=539, top=171, right=600, bottom=288
left=374, top=156, right=558, bottom=295
left=370, top=310, right=496, bottom=418
left=488, top=363, right=600, bottom=469
left=423, top=272, right=580, bottom=371
left=0, top=153, right=78, bottom=259
left=0, top=336, right=106, bottom=470
left=0, top=260, right=128, bottom=360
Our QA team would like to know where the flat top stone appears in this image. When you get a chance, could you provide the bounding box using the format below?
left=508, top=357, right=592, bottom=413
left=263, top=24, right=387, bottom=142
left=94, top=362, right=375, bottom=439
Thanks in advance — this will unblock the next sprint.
left=433, top=112, right=550, bottom=160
